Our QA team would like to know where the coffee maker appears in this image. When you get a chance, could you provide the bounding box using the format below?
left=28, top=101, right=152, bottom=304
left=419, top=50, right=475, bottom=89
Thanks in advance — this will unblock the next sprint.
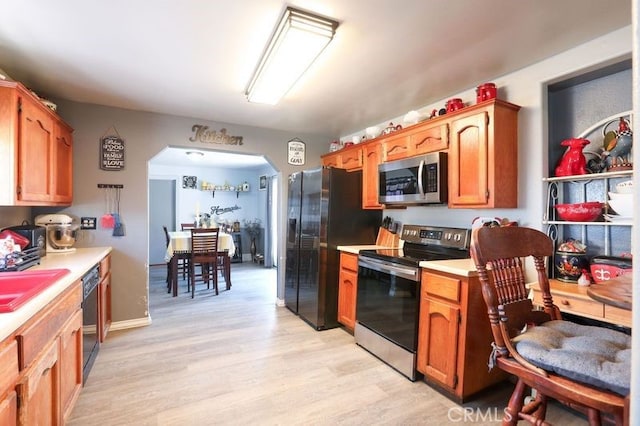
left=35, top=214, right=79, bottom=253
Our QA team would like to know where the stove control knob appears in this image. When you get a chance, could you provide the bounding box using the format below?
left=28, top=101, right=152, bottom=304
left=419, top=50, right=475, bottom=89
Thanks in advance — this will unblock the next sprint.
left=454, top=234, right=461, bottom=242
left=445, top=233, right=451, bottom=240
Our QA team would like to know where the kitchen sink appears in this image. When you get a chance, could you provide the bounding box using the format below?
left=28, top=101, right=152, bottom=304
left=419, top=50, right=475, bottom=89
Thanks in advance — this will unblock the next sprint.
left=0, top=269, right=70, bottom=313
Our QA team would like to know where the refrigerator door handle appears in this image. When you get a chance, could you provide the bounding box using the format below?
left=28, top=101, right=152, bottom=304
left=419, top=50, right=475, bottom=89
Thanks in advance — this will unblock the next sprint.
left=417, top=159, right=425, bottom=199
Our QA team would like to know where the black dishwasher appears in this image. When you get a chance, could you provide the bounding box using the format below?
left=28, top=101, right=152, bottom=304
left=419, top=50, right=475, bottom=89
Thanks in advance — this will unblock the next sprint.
left=81, top=265, right=100, bottom=383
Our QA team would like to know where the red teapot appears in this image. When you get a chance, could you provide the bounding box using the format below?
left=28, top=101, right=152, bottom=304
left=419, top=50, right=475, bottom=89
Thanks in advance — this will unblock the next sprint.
left=476, top=83, right=497, bottom=103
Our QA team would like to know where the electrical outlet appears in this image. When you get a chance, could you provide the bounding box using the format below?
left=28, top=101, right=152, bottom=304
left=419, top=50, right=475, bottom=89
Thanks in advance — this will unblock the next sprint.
left=81, top=217, right=97, bottom=229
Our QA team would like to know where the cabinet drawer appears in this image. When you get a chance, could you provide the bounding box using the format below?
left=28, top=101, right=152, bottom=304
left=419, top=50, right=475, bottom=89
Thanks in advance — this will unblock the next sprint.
left=552, top=293, right=604, bottom=318
left=423, top=272, right=461, bottom=303
left=340, top=252, right=358, bottom=272
left=100, top=255, right=111, bottom=279
left=0, top=339, right=19, bottom=394
left=339, top=148, right=363, bottom=170
left=17, top=282, right=82, bottom=370
left=382, top=134, right=411, bottom=161
left=410, top=123, right=448, bottom=154
left=604, top=305, right=632, bottom=328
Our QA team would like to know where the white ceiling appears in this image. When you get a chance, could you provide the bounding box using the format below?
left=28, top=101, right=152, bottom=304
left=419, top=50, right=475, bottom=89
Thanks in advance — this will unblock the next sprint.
left=0, top=1, right=632, bottom=168
left=151, top=147, right=269, bottom=169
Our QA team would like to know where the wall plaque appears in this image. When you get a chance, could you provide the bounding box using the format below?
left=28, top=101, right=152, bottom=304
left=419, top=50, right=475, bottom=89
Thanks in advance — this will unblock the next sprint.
left=287, top=138, right=305, bottom=165
left=100, top=135, right=125, bottom=171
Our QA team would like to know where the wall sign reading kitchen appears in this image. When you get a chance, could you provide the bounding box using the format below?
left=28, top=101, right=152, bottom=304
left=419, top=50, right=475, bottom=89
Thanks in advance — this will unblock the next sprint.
left=189, top=125, right=243, bottom=145
left=100, top=135, right=125, bottom=171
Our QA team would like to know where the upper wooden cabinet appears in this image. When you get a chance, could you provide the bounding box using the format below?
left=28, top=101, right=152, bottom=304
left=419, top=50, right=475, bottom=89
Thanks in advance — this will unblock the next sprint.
left=448, top=100, right=520, bottom=208
left=362, top=143, right=384, bottom=209
left=410, top=122, right=448, bottom=155
left=381, top=133, right=411, bottom=162
left=321, top=145, right=363, bottom=171
left=0, top=81, right=74, bottom=206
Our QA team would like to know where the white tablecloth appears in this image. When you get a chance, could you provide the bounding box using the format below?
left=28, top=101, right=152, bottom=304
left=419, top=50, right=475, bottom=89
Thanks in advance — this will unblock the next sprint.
left=164, top=230, right=236, bottom=261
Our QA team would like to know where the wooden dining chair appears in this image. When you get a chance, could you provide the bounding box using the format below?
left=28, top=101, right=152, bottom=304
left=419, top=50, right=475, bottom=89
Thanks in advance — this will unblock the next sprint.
left=163, top=225, right=188, bottom=293
left=470, top=226, right=629, bottom=426
left=181, top=222, right=195, bottom=230
left=189, top=228, right=220, bottom=298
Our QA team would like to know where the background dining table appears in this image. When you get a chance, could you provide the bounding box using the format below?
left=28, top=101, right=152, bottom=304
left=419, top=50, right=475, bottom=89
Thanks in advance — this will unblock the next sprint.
left=165, top=230, right=236, bottom=297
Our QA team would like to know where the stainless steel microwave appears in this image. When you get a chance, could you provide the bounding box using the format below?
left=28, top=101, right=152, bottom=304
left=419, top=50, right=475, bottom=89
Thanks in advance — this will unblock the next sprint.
left=378, top=152, right=447, bottom=205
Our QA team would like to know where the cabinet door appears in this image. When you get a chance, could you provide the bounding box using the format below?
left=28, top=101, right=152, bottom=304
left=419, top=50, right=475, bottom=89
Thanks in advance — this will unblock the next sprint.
left=410, top=123, right=448, bottom=154
left=52, top=123, right=73, bottom=204
left=18, top=97, right=55, bottom=202
left=382, top=133, right=411, bottom=161
left=362, top=143, right=384, bottom=209
left=448, top=110, right=489, bottom=206
left=417, top=297, right=460, bottom=389
left=59, top=310, right=82, bottom=422
left=0, top=390, right=17, bottom=426
left=321, top=152, right=340, bottom=168
left=337, top=267, right=358, bottom=330
left=339, top=147, right=363, bottom=171
left=18, top=339, right=60, bottom=425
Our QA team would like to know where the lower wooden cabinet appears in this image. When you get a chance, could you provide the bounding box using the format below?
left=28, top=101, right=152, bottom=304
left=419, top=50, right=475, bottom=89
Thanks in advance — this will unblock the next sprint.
left=337, top=252, right=359, bottom=331
left=1, top=281, right=83, bottom=425
left=417, top=269, right=505, bottom=401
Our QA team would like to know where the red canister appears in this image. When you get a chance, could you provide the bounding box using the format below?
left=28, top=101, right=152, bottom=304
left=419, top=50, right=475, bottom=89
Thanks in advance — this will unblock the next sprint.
left=476, top=83, right=497, bottom=103
left=446, top=98, right=464, bottom=113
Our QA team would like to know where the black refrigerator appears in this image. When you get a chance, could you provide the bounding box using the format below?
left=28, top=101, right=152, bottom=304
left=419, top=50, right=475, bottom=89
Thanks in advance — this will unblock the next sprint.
left=285, top=167, right=382, bottom=330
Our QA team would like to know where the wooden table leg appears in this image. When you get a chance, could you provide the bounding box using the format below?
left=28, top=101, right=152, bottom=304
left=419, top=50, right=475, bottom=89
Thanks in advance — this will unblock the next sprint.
left=224, top=255, right=231, bottom=290
left=171, top=254, right=178, bottom=297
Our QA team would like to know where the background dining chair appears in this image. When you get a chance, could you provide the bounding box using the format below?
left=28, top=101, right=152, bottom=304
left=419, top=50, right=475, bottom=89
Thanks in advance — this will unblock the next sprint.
left=181, top=222, right=195, bottom=230
left=189, top=228, right=220, bottom=298
left=470, top=226, right=629, bottom=426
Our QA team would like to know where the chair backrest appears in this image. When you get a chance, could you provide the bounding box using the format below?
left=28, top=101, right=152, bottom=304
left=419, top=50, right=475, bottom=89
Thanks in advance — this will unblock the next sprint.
left=190, top=228, right=220, bottom=262
left=181, top=223, right=195, bottom=230
left=470, top=226, right=560, bottom=352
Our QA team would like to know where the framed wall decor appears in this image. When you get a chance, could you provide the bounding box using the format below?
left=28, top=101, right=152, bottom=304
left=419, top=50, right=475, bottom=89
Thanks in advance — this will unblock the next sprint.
left=182, top=175, right=197, bottom=189
left=287, top=138, right=306, bottom=165
left=259, top=175, right=267, bottom=190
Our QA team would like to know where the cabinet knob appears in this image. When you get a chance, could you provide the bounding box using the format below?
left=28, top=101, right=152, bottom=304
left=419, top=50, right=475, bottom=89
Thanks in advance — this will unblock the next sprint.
left=560, top=299, right=570, bottom=306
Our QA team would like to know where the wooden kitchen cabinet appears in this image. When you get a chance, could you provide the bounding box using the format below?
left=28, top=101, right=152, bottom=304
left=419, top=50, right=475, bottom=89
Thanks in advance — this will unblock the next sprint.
left=410, top=122, right=448, bottom=155
left=337, top=252, right=359, bottom=331
left=417, top=269, right=505, bottom=402
left=381, top=133, right=411, bottom=161
left=0, top=281, right=83, bottom=425
left=99, top=254, right=112, bottom=342
left=528, top=280, right=631, bottom=328
left=362, top=142, right=384, bottom=209
left=321, top=145, right=363, bottom=171
left=0, top=81, right=74, bottom=206
left=448, top=99, right=520, bottom=208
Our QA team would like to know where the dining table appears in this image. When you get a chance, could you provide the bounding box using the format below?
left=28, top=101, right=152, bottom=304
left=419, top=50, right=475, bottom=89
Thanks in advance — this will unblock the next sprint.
left=164, top=230, right=236, bottom=297
left=586, top=274, right=633, bottom=311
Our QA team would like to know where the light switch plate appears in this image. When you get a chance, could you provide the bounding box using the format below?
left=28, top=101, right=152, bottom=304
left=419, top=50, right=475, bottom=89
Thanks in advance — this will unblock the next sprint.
left=81, top=217, right=97, bottom=229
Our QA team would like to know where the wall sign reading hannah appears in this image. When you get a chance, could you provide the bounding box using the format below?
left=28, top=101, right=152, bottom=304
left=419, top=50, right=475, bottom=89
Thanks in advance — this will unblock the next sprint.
left=287, top=138, right=305, bottom=166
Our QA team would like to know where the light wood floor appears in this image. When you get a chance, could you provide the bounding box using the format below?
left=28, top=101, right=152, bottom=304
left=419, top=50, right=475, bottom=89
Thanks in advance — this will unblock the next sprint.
left=68, top=262, right=586, bottom=425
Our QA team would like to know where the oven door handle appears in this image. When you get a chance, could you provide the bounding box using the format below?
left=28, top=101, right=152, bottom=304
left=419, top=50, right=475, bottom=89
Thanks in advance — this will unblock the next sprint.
left=359, top=257, right=419, bottom=282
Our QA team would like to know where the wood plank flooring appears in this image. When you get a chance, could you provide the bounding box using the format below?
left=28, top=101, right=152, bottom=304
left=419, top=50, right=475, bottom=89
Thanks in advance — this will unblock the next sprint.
left=68, top=263, right=586, bottom=425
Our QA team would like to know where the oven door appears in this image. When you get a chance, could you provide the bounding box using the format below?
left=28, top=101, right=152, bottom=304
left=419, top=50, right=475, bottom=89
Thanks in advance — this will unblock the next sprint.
left=356, top=256, right=420, bottom=352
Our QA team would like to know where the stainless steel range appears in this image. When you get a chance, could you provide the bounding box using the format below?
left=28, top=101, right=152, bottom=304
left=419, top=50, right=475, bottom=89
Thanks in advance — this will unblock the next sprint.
left=355, top=224, right=470, bottom=381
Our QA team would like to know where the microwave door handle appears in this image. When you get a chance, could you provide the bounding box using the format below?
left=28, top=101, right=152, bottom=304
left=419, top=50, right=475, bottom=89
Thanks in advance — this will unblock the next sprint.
left=417, top=160, right=425, bottom=198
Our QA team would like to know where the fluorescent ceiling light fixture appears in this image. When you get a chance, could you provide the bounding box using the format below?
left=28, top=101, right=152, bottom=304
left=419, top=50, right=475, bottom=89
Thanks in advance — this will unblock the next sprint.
left=245, top=7, right=339, bottom=105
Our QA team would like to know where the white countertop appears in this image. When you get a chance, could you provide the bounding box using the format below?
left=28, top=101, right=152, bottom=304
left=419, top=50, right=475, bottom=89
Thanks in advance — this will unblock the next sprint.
left=419, top=258, right=477, bottom=277
left=0, top=247, right=112, bottom=341
left=337, top=245, right=393, bottom=254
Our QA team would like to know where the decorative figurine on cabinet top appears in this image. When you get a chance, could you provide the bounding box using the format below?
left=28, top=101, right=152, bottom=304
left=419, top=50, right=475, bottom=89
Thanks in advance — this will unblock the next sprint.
left=554, top=138, right=590, bottom=177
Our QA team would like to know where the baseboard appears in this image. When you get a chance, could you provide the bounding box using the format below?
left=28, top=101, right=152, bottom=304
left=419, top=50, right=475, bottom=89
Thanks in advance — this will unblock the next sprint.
left=109, top=316, right=152, bottom=332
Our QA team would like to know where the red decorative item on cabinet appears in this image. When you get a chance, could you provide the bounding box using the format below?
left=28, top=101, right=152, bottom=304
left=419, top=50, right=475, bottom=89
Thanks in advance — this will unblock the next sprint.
left=476, top=83, right=497, bottom=103
left=554, top=137, right=590, bottom=177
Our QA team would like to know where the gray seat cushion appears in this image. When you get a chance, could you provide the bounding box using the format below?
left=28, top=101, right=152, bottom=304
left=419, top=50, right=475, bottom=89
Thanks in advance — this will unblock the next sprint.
left=512, top=320, right=631, bottom=395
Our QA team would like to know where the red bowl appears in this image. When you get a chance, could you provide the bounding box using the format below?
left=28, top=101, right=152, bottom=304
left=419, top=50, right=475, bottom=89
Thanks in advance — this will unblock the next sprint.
left=555, top=202, right=603, bottom=222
